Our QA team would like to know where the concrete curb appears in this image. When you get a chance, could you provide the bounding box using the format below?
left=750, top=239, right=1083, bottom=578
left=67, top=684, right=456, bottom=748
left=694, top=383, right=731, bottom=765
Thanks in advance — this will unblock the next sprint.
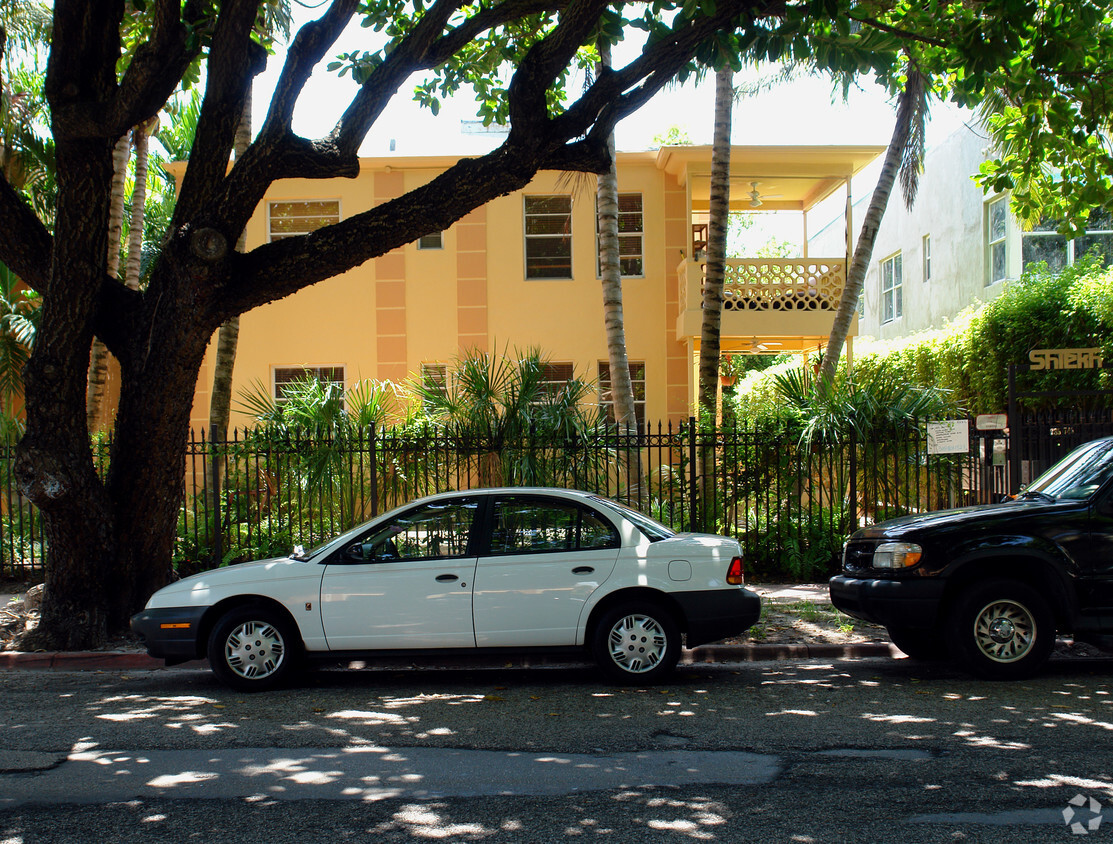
left=0, top=643, right=901, bottom=672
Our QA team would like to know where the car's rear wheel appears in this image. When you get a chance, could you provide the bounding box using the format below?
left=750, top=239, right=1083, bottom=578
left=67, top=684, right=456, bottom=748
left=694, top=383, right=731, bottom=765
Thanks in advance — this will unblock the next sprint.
left=592, top=601, right=680, bottom=684
left=946, top=579, right=1054, bottom=680
left=207, top=605, right=300, bottom=691
left=886, top=625, right=948, bottom=661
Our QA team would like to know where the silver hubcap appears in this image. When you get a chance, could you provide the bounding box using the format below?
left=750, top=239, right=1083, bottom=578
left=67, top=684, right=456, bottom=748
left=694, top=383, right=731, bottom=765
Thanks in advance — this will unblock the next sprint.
left=608, top=613, right=667, bottom=674
left=225, top=620, right=286, bottom=680
left=973, top=599, right=1036, bottom=663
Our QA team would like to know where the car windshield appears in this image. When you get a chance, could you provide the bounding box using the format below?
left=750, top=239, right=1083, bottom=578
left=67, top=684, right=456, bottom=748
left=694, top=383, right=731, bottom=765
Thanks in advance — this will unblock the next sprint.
left=595, top=497, right=675, bottom=541
left=1026, top=439, right=1113, bottom=501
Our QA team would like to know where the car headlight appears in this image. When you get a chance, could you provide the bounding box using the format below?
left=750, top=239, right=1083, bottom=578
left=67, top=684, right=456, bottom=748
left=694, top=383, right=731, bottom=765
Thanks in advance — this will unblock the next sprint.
left=872, top=541, right=923, bottom=569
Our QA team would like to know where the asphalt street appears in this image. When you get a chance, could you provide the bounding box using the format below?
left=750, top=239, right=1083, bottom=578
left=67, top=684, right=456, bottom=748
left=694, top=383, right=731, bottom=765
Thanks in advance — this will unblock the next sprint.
left=3, top=654, right=1113, bottom=842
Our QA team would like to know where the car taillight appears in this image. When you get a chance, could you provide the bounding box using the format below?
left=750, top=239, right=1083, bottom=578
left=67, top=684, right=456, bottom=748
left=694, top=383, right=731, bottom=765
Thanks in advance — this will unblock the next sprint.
left=726, top=555, right=745, bottom=585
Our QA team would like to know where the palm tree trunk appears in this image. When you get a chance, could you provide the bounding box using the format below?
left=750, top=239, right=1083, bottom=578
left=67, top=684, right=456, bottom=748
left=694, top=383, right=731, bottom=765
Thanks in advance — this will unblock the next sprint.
left=820, top=70, right=927, bottom=383
left=123, top=117, right=156, bottom=292
left=208, top=88, right=252, bottom=436
left=697, top=66, right=733, bottom=418
left=85, top=133, right=129, bottom=430
left=696, top=66, right=733, bottom=530
left=595, top=43, right=642, bottom=498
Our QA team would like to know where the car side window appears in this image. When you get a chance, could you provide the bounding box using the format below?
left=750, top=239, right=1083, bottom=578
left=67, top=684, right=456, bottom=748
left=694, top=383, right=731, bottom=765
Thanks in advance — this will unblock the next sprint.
left=346, top=498, right=479, bottom=563
left=489, top=497, right=619, bottom=555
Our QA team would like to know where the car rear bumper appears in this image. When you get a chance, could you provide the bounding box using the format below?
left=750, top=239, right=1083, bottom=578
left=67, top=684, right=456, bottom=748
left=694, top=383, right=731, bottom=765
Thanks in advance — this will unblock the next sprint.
left=829, top=575, right=945, bottom=630
left=674, top=587, right=762, bottom=647
left=130, top=606, right=207, bottom=663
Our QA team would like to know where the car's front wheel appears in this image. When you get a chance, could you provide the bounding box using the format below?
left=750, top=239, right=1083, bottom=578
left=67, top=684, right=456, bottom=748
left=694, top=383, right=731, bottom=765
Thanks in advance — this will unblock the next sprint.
left=946, top=578, right=1055, bottom=680
left=592, top=601, right=681, bottom=684
left=207, top=605, right=300, bottom=691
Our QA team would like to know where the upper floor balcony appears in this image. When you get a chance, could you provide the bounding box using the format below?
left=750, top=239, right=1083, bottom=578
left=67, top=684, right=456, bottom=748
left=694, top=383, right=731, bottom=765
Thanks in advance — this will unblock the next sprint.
left=675, top=257, right=855, bottom=346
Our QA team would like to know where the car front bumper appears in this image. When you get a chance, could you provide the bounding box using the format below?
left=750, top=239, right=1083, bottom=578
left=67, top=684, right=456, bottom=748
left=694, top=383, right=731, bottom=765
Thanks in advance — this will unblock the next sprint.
left=674, top=587, right=762, bottom=648
left=130, top=606, right=208, bottom=664
left=829, top=574, right=946, bottom=630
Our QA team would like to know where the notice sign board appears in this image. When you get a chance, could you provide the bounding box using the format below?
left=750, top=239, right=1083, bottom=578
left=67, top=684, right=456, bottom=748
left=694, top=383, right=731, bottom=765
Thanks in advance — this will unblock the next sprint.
left=927, top=419, right=970, bottom=454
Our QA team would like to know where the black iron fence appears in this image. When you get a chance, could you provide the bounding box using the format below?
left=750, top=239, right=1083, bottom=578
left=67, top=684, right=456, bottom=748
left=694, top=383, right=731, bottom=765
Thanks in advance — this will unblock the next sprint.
left=3, top=416, right=1110, bottom=582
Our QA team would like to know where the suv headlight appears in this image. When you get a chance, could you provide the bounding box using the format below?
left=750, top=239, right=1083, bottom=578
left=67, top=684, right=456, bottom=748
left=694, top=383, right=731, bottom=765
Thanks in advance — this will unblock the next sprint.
left=872, top=541, right=923, bottom=569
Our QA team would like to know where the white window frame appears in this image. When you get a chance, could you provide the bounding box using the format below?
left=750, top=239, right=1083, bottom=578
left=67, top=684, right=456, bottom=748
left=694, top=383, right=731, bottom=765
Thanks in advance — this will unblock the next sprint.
left=267, top=200, right=341, bottom=242
left=880, top=252, right=903, bottom=324
left=272, top=365, right=346, bottom=403
left=598, top=361, right=646, bottom=424
left=1021, top=210, right=1113, bottom=271
left=524, top=195, right=573, bottom=280
left=922, top=234, right=931, bottom=283
left=986, top=196, right=1008, bottom=285
left=596, top=193, right=644, bottom=278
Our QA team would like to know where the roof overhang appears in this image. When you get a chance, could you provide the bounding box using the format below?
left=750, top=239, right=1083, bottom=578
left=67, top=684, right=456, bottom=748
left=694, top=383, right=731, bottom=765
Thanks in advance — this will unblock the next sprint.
left=655, top=144, right=886, bottom=213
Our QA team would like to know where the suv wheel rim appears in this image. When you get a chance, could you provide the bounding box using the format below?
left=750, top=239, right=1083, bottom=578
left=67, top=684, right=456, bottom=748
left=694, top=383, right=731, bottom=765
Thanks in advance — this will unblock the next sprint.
left=607, top=613, right=667, bottom=674
left=225, top=620, right=286, bottom=680
left=973, top=599, right=1035, bottom=663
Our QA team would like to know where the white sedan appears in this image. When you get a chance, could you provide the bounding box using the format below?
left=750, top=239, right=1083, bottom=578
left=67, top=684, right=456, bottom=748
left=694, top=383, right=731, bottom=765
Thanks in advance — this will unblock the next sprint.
left=132, top=488, right=761, bottom=690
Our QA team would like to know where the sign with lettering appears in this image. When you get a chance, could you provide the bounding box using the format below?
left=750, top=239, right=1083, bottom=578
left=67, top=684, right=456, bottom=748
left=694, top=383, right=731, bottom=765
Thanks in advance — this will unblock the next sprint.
left=927, top=419, right=969, bottom=454
left=976, top=413, right=1007, bottom=431
left=1029, top=348, right=1105, bottom=370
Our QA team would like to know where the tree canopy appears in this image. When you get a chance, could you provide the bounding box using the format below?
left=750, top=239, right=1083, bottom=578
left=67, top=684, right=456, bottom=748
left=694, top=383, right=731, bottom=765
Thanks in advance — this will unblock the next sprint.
left=2, top=0, right=1113, bottom=648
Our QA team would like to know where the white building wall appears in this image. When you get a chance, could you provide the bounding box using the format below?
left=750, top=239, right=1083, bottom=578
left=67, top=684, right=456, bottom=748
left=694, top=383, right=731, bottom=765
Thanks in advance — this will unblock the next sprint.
left=810, top=122, right=1016, bottom=338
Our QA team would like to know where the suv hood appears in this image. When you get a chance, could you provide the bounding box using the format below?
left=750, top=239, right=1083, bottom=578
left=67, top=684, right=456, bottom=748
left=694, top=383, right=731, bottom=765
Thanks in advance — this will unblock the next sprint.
left=854, top=498, right=1078, bottom=540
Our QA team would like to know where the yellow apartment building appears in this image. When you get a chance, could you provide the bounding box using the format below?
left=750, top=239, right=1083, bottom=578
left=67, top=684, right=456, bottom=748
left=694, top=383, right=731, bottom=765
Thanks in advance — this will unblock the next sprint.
left=185, top=144, right=882, bottom=430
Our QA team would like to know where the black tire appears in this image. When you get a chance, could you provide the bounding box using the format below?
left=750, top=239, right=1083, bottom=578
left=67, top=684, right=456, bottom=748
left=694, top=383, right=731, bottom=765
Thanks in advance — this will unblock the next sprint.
left=886, top=626, right=949, bottom=661
left=946, top=579, right=1055, bottom=680
left=591, top=601, right=681, bottom=684
left=207, top=604, right=301, bottom=691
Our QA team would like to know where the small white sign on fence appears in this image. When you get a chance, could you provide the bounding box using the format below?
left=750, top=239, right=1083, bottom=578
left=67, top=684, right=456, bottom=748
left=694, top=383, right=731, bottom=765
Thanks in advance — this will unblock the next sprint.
left=927, top=419, right=970, bottom=454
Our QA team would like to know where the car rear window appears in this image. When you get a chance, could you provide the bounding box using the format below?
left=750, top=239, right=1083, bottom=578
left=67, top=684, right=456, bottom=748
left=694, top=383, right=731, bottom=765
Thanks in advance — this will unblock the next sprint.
left=594, top=498, right=675, bottom=542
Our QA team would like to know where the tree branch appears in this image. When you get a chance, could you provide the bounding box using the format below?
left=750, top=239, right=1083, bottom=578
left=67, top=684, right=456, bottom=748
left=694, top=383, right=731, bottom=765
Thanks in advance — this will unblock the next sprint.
left=109, top=0, right=204, bottom=137
left=171, top=0, right=267, bottom=226
left=0, top=174, right=52, bottom=291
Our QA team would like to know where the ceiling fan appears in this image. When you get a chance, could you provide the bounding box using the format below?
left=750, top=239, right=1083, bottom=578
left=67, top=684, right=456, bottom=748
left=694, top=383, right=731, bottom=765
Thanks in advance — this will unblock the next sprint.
left=745, top=337, right=784, bottom=353
left=747, top=181, right=783, bottom=208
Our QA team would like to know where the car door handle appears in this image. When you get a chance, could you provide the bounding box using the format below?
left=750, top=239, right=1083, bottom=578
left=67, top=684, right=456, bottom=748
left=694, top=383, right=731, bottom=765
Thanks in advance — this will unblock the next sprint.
left=572, top=566, right=594, bottom=575
left=435, top=574, right=459, bottom=582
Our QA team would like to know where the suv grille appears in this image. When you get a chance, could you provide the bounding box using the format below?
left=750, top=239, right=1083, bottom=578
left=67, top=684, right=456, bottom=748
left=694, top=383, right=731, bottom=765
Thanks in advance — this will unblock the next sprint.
left=842, top=542, right=876, bottom=572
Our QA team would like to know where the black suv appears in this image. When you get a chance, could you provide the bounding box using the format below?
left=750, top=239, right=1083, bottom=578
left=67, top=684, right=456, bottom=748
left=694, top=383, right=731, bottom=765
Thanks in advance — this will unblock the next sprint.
left=831, top=436, right=1113, bottom=679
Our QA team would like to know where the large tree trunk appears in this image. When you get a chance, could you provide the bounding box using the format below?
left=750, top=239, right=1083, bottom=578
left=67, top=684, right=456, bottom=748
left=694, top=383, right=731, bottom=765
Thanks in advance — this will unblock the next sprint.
left=819, top=71, right=926, bottom=383
left=697, top=66, right=733, bottom=418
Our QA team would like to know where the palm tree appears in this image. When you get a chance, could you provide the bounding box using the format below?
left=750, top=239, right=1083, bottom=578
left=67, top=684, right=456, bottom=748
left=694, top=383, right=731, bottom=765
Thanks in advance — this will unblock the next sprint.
left=697, top=65, right=734, bottom=418
left=414, top=347, right=600, bottom=488
left=595, top=42, right=638, bottom=431
left=819, top=67, right=928, bottom=383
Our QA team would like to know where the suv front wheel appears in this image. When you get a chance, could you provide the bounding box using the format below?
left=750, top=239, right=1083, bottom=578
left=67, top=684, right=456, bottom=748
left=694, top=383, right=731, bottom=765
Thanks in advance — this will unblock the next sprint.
left=946, top=578, right=1055, bottom=680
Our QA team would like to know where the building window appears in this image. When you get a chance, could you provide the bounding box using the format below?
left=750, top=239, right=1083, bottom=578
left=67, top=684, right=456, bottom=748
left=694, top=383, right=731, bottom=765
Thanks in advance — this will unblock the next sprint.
left=1022, top=208, right=1113, bottom=272
left=536, top=362, right=575, bottom=399
left=986, top=196, right=1008, bottom=285
left=597, top=193, right=644, bottom=277
left=420, top=363, right=448, bottom=408
left=268, top=200, right=340, bottom=242
left=598, top=361, right=646, bottom=424
left=524, top=195, right=572, bottom=279
left=922, top=234, right=931, bottom=282
left=881, top=252, right=902, bottom=324
left=272, top=365, right=345, bottom=402
left=418, top=231, right=443, bottom=250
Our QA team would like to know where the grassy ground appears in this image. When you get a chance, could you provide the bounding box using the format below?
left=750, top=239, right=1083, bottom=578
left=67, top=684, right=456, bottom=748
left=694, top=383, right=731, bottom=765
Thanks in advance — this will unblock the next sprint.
left=732, top=600, right=888, bottom=645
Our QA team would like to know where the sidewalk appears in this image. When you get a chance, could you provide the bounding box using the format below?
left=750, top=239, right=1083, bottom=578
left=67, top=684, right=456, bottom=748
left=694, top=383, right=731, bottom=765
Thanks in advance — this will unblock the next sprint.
left=1, top=583, right=900, bottom=672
